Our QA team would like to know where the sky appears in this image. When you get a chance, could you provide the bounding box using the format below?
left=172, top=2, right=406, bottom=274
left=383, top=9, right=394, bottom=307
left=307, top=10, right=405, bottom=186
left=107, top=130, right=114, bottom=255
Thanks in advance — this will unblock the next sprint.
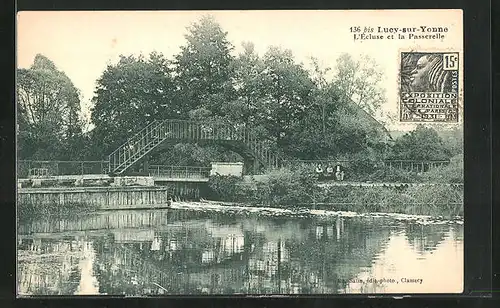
left=17, top=10, right=463, bottom=131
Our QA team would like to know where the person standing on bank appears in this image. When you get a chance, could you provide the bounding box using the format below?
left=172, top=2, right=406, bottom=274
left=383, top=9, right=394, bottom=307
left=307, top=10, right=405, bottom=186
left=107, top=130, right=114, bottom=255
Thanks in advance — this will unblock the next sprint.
left=315, top=164, right=324, bottom=180
left=326, top=165, right=334, bottom=180
left=334, top=164, right=345, bottom=181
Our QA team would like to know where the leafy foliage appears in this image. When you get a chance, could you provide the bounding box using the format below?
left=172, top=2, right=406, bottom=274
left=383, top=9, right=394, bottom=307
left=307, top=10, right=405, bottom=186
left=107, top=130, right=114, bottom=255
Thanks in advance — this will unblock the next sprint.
left=333, top=53, right=386, bottom=116
left=207, top=174, right=245, bottom=202
left=260, top=166, right=320, bottom=206
left=421, top=154, right=463, bottom=183
left=90, top=53, right=176, bottom=157
left=173, top=15, right=235, bottom=116
left=208, top=166, right=321, bottom=206
left=389, top=125, right=451, bottom=161
left=84, top=16, right=394, bottom=166
left=438, top=127, right=463, bottom=157
left=150, top=142, right=242, bottom=167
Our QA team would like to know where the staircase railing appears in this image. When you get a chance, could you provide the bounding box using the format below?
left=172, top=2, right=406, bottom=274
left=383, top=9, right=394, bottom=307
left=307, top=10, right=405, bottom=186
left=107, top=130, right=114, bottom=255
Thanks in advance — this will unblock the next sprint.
left=108, top=120, right=165, bottom=174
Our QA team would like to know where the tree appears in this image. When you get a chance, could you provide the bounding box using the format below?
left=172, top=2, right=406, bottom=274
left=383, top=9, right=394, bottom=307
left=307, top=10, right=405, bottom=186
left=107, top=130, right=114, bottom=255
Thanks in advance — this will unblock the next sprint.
left=258, top=46, right=316, bottom=144
left=17, top=54, right=84, bottom=159
left=437, top=126, right=463, bottom=156
left=90, top=53, right=176, bottom=158
left=284, top=83, right=388, bottom=160
left=390, top=125, right=452, bottom=161
left=173, top=15, right=235, bottom=117
left=333, top=53, right=385, bottom=116
left=150, top=142, right=242, bottom=167
left=227, top=42, right=269, bottom=127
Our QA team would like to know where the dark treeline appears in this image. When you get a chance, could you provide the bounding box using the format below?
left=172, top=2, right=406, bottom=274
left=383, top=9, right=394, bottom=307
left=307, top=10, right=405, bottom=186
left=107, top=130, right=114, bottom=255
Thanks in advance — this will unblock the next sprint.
left=17, top=15, right=462, bottom=169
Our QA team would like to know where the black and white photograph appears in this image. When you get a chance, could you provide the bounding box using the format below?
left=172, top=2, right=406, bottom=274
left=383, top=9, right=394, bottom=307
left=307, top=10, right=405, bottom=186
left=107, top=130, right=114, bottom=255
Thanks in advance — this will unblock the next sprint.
left=16, top=10, right=464, bottom=295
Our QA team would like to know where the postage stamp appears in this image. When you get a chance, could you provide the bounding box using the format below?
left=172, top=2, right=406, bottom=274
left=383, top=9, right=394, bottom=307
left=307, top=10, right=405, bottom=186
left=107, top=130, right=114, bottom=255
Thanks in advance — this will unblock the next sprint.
left=399, top=52, right=460, bottom=123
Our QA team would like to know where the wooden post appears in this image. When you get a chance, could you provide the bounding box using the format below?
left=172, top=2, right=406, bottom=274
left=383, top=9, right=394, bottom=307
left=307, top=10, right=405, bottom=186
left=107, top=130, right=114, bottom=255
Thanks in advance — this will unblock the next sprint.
left=81, top=161, right=84, bottom=175
left=143, top=157, right=149, bottom=175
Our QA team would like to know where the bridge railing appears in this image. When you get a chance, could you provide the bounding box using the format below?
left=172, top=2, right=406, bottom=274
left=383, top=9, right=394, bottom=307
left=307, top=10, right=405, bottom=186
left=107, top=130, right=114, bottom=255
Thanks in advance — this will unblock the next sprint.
left=148, top=165, right=211, bottom=179
left=17, top=160, right=110, bottom=178
left=160, top=119, right=248, bottom=142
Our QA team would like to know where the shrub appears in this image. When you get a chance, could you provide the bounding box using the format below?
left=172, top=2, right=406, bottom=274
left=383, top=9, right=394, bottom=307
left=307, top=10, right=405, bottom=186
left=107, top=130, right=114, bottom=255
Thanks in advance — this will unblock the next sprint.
left=344, top=149, right=380, bottom=180
left=207, top=175, right=243, bottom=202
left=263, top=166, right=320, bottom=206
left=311, top=183, right=463, bottom=217
left=421, top=154, right=463, bottom=183
left=366, top=166, right=421, bottom=183
left=207, top=166, right=321, bottom=207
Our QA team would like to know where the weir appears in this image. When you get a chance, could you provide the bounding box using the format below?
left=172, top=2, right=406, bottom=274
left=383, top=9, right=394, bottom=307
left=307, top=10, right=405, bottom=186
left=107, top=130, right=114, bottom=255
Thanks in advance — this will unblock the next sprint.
left=18, top=186, right=170, bottom=210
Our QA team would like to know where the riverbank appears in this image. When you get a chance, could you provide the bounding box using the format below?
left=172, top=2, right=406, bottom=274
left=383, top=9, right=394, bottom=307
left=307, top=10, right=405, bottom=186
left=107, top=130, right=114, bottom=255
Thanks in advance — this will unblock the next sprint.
left=207, top=169, right=464, bottom=218
left=17, top=181, right=463, bottom=220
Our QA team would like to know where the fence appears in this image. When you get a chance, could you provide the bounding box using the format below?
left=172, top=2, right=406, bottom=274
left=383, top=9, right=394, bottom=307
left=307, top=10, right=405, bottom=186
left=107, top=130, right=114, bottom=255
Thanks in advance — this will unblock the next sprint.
left=382, top=160, right=450, bottom=173
left=284, top=160, right=352, bottom=169
left=18, top=160, right=110, bottom=178
left=148, top=165, right=211, bottom=179
left=284, top=159, right=450, bottom=173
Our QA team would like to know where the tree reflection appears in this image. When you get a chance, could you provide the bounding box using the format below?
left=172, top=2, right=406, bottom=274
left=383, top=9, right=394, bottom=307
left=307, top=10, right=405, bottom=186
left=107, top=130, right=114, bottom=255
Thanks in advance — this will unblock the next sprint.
left=18, top=209, right=462, bottom=295
left=404, top=223, right=448, bottom=255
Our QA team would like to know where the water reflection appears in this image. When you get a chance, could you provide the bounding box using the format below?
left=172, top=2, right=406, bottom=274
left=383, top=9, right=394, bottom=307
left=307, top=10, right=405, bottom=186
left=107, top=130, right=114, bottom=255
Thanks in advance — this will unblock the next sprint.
left=17, top=209, right=463, bottom=295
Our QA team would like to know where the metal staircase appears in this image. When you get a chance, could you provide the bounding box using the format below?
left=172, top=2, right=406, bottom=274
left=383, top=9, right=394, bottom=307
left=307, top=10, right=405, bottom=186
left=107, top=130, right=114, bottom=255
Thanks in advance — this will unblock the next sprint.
left=108, top=119, right=283, bottom=175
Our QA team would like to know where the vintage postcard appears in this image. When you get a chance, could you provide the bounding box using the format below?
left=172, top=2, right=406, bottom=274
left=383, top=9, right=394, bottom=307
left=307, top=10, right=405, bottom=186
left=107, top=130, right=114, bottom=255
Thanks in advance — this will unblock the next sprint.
left=16, top=10, right=463, bottom=296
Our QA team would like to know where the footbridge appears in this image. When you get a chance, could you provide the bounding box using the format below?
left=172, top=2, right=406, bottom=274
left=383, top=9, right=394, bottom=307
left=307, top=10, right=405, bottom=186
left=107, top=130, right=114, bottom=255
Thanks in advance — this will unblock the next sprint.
left=107, top=119, right=283, bottom=175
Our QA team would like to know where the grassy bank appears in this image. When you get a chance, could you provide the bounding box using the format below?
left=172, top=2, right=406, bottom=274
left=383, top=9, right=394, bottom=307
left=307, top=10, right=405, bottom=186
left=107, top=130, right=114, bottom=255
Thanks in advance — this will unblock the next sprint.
left=352, top=154, right=463, bottom=183
left=207, top=164, right=464, bottom=218
left=317, top=184, right=463, bottom=217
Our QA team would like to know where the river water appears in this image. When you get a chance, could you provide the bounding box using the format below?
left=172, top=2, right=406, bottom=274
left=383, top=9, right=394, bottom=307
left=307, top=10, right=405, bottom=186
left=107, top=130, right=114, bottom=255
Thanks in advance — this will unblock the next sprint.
left=17, top=205, right=463, bottom=295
